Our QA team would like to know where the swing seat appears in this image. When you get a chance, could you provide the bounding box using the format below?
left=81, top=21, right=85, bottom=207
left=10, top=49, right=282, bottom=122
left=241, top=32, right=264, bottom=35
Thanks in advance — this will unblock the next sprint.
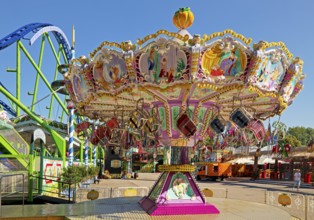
left=107, top=117, right=119, bottom=129
left=90, top=126, right=110, bottom=145
left=210, top=117, right=225, bottom=134
left=230, top=108, right=250, bottom=128
left=247, top=119, right=266, bottom=141
left=75, top=121, right=90, bottom=133
left=176, top=112, right=196, bottom=137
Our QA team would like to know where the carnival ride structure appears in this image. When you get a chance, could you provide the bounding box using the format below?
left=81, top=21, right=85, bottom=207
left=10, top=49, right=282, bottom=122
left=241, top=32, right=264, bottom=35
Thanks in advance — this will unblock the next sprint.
left=0, top=23, right=104, bottom=202
left=54, top=7, right=305, bottom=215
left=0, top=23, right=72, bottom=163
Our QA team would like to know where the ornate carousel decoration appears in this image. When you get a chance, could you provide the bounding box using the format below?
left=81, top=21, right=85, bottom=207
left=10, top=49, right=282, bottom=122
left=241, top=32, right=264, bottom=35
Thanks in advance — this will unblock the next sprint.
left=54, top=7, right=305, bottom=216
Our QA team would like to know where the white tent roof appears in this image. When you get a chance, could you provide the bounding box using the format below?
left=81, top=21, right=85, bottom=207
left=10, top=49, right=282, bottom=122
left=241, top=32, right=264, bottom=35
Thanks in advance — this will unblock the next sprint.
left=228, top=157, right=254, bottom=164
left=228, top=157, right=289, bottom=165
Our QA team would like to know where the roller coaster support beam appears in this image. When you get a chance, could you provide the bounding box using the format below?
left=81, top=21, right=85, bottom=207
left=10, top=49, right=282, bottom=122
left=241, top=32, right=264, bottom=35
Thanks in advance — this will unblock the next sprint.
left=31, top=35, right=46, bottom=112
left=18, top=41, right=68, bottom=114
left=47, top=42, right=62, bottom=119
left=16, top=41, right=21, bottom=116
left=0, top=85, right=66, bottom=166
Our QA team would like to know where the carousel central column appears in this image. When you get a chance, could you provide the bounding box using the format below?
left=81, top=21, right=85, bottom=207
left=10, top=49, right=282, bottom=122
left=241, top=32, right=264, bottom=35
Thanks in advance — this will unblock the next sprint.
left=139, top=142, right=219, bottom=215
left=67, top=100, right=75, bottom=166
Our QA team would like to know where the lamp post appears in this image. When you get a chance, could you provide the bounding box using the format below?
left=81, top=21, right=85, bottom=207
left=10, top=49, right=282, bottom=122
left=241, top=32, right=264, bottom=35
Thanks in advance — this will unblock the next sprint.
left=66, top=99, right=75, bottom=166
left=129, top=147, right=133, bottom=174
left=153, top=152, right=157, bottom=173
left=98, top=146, right=103, bottom=178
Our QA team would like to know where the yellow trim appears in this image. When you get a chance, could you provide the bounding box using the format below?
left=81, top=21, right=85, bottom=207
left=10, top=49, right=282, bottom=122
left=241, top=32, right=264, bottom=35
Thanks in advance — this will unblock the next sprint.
left=248, top=85, right=287, bottom=110
left=158, top=164, right=196, bottom=172
left=261, top=41, right=293, bottom=59
left=203, top=29, right=252, bottom=45
left=137, top=29, right=189, bottom=46
left=89, top=41, right=123, bottom=59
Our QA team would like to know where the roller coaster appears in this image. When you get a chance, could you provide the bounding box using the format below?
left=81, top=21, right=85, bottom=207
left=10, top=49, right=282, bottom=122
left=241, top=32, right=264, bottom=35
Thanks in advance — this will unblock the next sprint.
left=0, top=23, right=100, bottom=201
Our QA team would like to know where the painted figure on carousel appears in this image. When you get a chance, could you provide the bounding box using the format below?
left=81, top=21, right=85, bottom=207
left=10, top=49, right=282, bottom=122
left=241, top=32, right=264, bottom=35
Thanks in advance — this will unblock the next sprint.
left=148, top=47, right=158, bottom=82
left=159, top=57, right=168, bottom=83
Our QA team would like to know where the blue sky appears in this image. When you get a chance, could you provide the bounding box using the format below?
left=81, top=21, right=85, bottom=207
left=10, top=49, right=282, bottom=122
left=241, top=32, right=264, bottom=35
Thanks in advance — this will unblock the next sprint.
left=0, top=0, right=313, bottom=128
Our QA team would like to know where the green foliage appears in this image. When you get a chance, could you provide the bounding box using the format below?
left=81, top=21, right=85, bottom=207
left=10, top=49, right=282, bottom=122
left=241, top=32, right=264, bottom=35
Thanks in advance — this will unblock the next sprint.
left=287, top=126, right=314, bottom=145
left=176, top=58, right=186, bottom=79
left=204, top=137, right=214, bottom=146
left=177, top=58, right=186, bottom=73
left=140, top=163, right=154, bottom=173
left=278, top=135, right=301, bottom=147
left=62, top=165, right=99, bottom=184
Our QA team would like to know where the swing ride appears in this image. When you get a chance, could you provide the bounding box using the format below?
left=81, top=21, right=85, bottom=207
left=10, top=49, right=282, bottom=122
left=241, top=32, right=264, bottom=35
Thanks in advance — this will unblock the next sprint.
left=54, top=7, right=305, bottom=216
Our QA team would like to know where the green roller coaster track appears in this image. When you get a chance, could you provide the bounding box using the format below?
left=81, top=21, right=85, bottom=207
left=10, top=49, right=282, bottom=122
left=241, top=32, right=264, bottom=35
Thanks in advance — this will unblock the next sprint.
left=0, top=33, right=69, bottom=165
left=0, top=23, right=108, bottom=200
left=0, top=24, right=106, bottom=202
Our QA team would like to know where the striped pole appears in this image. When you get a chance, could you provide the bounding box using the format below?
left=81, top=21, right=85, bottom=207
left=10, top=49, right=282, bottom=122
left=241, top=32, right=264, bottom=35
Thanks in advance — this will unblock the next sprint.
left=68, top=26, right=75, bottom=166
left=84, top=137, right=89, bottom=166
left=68, top=108, right=75, bottom=166
left=93, top=145, right=97, bottom=166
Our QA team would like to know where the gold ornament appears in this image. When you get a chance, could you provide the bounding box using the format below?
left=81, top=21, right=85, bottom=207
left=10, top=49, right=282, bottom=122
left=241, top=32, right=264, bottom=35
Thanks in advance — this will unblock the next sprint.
left=173, top=7, right=194, bottom=30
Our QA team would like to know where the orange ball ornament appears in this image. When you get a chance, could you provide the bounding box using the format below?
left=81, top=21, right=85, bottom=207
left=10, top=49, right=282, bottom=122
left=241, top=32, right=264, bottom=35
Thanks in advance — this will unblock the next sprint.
left=173, top=7, right=194, bottom=30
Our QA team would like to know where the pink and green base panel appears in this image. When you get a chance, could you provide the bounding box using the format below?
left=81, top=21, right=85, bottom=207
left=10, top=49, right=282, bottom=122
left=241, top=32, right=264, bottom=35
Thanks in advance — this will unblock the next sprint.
left=139, top=171, right=220, bottom=215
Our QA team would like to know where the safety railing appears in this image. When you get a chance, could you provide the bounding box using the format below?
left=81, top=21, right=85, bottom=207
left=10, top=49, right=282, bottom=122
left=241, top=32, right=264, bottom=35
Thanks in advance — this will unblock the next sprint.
left=266, top=191, right=313, bottom=220
left=3, top=177, right=314, bottom=219
left=31, top=174, right=76, bottom=203
left=0, top=173, right=25, bottom=214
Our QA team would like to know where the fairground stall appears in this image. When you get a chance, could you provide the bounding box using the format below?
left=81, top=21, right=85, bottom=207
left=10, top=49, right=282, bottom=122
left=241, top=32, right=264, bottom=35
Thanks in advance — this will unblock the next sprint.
left=53, top=7, right=305, bottom=216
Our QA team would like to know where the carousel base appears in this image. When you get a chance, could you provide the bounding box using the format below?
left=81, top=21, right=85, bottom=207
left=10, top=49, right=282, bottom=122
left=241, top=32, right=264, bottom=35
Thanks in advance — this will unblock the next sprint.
left=138, top=167, right=220, bottom=216
left=139, top=196, right=220, bottom=215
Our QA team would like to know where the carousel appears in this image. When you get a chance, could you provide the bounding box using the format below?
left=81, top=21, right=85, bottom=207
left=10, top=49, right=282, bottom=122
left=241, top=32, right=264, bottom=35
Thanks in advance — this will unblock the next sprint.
left=54, top=7, right=305, bottom=216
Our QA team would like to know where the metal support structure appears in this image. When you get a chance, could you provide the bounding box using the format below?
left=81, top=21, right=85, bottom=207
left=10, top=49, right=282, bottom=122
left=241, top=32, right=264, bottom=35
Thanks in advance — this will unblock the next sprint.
left=84, top=137, right=89, bottom=166
left=80, top=139, right=84, bottom=164
left=0, top=85, right=66, bottom=166
left=31, top=35, right=45, bottom=112
left=48, top=44, right=62, bottom=119
left=68, top=108, right=75, bottom=166
left=28, top=141, right=34, bottom=203
left=93, top=145, right=97, bottom=166
left=16, top=41, right=21, bottom=116
left=18, top=41, right=68, bottom=114
left=46, top=34, right=67, bottom=119
left=38, top=141, right=44, bottom=194
left=0, top=134, right=28, bottom=168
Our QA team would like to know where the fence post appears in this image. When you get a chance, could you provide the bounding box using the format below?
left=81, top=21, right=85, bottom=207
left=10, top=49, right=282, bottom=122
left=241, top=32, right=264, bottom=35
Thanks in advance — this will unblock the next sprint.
left=0, top=175, right=2, bottom=215
left=73, top=180, right=77, bottom=203
left=22, top=174, right=25, bottom=206
left=305, top=195, right=308, bottom=220
left=68, top=184, right=71, bottom=203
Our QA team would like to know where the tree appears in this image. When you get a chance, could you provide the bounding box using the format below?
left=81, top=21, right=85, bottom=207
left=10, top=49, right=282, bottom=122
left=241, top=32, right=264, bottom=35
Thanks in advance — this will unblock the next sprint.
left=287, top=126, right=314, bottom=145
left=280, top=135, right=301, bottom=147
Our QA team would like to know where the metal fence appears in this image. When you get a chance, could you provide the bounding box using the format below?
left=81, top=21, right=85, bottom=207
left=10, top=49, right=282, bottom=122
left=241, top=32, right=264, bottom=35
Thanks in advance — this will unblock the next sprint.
left=0, top=173, right=25, bottom=214
left=199, top=187, right=313, bottom=220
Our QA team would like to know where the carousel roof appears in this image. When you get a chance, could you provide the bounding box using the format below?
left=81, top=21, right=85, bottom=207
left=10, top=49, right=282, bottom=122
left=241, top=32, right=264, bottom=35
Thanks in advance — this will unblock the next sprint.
left=56, top=8, right=305, bottom=146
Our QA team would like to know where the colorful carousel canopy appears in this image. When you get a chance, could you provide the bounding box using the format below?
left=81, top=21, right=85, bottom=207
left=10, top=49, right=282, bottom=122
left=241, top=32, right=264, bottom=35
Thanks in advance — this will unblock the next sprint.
left=58, top=8, right=305, bottom=147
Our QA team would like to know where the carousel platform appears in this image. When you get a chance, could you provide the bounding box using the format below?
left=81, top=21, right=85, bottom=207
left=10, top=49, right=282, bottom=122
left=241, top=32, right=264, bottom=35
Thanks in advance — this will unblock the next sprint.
left=0, top=196, right=292, bottom=220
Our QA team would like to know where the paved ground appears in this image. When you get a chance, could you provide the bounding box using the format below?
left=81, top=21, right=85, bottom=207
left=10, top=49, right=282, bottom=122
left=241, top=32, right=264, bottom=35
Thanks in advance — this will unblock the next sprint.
left=1, top=196, right=292, bottom=220
left=95, top=173, right=314, bottom=203
left=2, top=173, right=314, bottom=219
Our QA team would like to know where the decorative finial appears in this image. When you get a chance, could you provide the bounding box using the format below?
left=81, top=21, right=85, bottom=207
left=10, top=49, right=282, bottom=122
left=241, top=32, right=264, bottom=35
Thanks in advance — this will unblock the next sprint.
left=72, top=25, right=75, bottom=49
left=71, top=25, right=76, bottom=59
left=173, top=7, right=194, bottom=30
